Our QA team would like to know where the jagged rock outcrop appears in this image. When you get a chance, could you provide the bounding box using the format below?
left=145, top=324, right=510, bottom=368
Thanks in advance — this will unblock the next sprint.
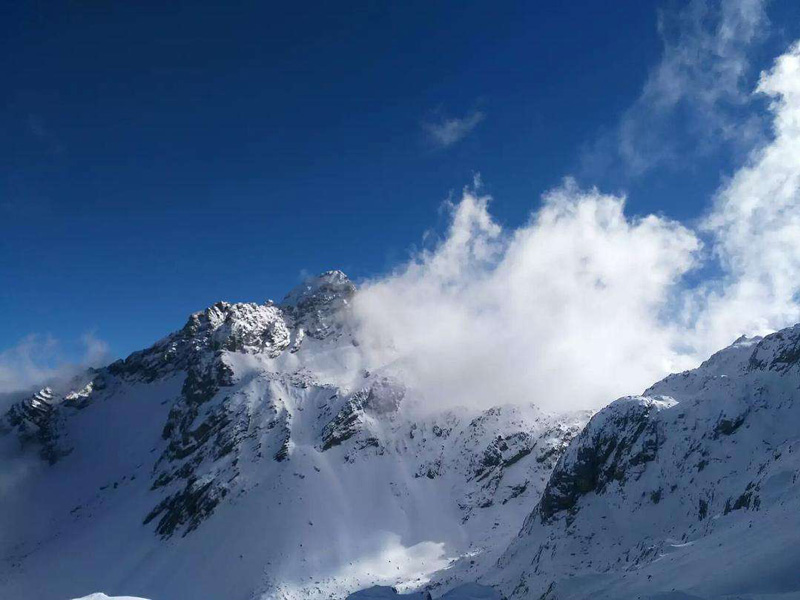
left=107, top=271, right=354, bottom=384
left=321, top=377, right=405, bottom=451
left=1, top=387, right=67, bottom=463
left=534, top=396, right=670, bottom=525
left=281, top=270, right=356, bottom=340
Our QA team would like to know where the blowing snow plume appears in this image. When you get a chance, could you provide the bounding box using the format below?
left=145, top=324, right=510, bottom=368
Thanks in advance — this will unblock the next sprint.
left=353, top=42, right=800, bottom=413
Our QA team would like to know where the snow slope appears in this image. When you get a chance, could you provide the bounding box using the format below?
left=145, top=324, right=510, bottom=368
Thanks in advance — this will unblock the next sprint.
left=72, top=595, right=151, bottom=600
left=492, top=329, right=800, bottom=599
left=0, top=271, right=587, bottom=600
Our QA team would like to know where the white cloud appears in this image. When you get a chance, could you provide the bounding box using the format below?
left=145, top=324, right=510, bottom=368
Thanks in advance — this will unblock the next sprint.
left=353, top=181, right=700, bottom=412
left=353, top=39, right=800, bottom=413
left=692, top=41, right=800, bottom=353
left=423, top=110, right=485, bottom=149
left=0, top=333, right=110, bottom=396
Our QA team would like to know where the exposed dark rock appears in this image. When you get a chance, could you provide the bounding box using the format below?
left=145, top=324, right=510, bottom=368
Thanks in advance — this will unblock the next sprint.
left=144, top=476, right=228, bottom=538
left=281, top=270, right=355, bottom=340
left=145, top=357, right=236, bottom=536
left=503, top=482, right=529, bottom=504
left=698, top=498, right=709, bottom=520
left=274, top=430, right=291, bottom=462
left=535, top=398, right=664, bottom=525
left=714, top=413, right=747, bottom=437
left=2, top=388, right=71, bottom=464
left=321, top=390, right=368, bottom=451
left=321, top=378, right=404, bottom=451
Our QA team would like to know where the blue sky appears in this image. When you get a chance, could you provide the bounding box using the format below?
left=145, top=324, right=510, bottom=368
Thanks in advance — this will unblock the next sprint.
left=2, top=0, right=800, bottom=380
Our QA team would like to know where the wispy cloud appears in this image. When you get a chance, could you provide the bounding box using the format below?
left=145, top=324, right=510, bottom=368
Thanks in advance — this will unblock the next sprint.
left=0, top=333, right=110, bottom=397
left=693, top=40, right=800, bottom=349
left=423, top=110, right=485, bottom=149
left=583, top=0, right=769, bottom=178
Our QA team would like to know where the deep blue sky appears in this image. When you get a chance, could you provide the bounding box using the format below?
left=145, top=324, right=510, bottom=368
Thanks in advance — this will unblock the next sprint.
left=2, top=1, right=799, bottom=362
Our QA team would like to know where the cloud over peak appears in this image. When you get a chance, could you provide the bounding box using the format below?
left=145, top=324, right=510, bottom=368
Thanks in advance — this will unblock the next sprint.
left=353, top=39, right=800, bottom=413
left=0, top=333, right=110, bottom=397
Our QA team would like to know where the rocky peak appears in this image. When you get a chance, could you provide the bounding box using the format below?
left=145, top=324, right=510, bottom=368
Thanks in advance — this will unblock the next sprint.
left=3, top=387, right=56, bottom=431
left=281, top=270, right=356, bottom=340
left=180, top=301, right=291, bottom=356
left=109, top=271, right=355, bottom=382
left=281, top=270, right=355, bottom=307
left=1, top=387, right=66, bottom=463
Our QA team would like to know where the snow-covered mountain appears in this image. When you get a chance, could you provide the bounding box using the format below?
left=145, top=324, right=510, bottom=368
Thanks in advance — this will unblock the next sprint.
left=0, top=271, right=587, bottom=600
left=5, top=271, right=800, bottom=600
left=491, top=327, right=800, bottom=599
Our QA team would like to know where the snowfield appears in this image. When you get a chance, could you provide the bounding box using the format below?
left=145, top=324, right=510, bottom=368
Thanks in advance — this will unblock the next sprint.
left=2, top=272, right=800, bottom=600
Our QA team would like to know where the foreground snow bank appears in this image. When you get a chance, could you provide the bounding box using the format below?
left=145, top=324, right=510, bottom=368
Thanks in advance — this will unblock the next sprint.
left=346, top=583, right=502, bottom=600
left=347, top=587, right=431, bottom=600
left=72, top=594, right=150, bottom=600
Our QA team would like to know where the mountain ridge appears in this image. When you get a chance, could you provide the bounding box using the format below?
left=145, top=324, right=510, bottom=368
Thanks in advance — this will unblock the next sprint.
left=0, top=271, right=589, bottom=600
